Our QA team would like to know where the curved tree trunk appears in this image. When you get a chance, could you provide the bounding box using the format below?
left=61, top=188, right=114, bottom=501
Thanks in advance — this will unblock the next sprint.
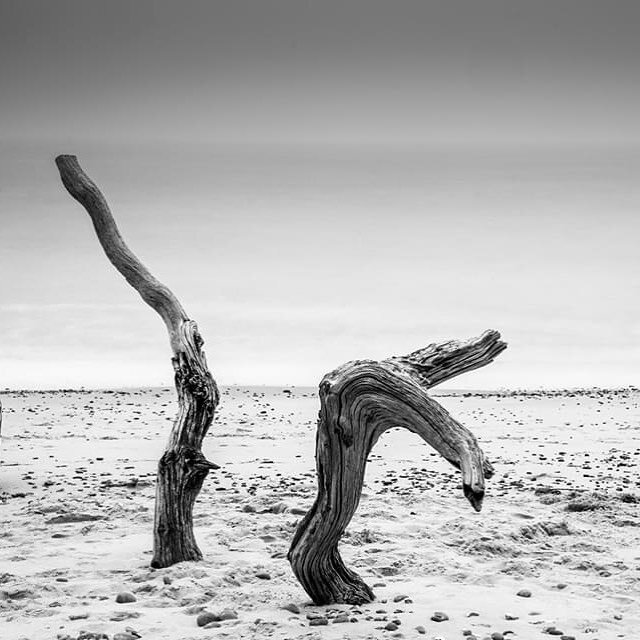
left=55, top=155, right=219, bottom=568
left=288, top=330, right=506, bottom=605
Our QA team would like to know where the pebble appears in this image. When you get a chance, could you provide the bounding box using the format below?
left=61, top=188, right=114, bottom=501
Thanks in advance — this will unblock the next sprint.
left=431, top=611, right=449, bottom=622
left=255, top=572, right=271, bottom=580
left=543, top=626, right=564, bottom=636
left=197, top=611, right=218, bottom=627
left=415, top=626, right=426, bottom=634
left=491, top=633, right=504, bottom=640
left=109, top=611, right=141, bottom=621
left=218, top=608, right=238, bottom=621
left=385, top=621, right=398, bottom=630
left=46, top=513, right=102, bottom=524
left=309, top=616, right=328, bottom=626
left=393, top=594, right=409, bottom=602
left=516, top=589, right=532, bottom=598
left=115, top=592, right=137, bottom=604
left=282, top=602, right=300, bottom=614
left=333, top=613, right=350, bottom=623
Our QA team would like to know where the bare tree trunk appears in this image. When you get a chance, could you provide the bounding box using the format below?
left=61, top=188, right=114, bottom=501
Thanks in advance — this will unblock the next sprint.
left=55, top=155, right=219, bottom=568
left=288, top=330, right=506, bottom=605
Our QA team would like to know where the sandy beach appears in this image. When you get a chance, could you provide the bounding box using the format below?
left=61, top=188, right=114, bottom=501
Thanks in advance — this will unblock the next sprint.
left=3, top=2, right=639, bottom=639
left=1, top=386, right=638, bottom=640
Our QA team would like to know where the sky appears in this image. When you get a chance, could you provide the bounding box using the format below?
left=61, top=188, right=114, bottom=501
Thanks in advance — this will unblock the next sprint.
left=0, top=1, right=638, bottom=389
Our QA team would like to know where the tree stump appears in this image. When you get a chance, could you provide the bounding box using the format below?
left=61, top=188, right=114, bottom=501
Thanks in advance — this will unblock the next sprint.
left=288, top=330, right=506, bottom=605
left=55, top=155, right=219, bottom=568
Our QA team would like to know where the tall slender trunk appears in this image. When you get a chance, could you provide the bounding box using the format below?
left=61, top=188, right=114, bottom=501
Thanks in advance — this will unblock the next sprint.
left=55, top=155, right=219, bottom=568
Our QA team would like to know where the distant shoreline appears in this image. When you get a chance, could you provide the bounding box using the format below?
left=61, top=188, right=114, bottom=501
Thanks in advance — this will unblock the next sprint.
left=1, top=385, right=638, bottom=397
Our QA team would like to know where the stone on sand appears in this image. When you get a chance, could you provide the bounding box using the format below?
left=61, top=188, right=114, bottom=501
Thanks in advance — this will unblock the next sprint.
left=218, top=608, right=238, bottom=620
left=430, top=611, right=449, bottom=622
left=197, top=611, right=218, bottom=627
left=115, top=592, right=137, bottom=604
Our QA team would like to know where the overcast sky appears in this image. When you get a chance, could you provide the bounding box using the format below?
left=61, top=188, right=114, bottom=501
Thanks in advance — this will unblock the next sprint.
left=0, top=1, right=638, bottom=389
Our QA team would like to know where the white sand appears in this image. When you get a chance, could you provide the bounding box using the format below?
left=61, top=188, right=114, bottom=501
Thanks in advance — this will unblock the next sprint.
left=1, top=386, right=639, bottom=640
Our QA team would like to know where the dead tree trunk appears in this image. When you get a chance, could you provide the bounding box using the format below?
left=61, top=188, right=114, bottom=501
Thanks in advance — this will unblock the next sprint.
left=55, top=155, right=219, bottom=568
left=288, top=330, right=506, bottom=605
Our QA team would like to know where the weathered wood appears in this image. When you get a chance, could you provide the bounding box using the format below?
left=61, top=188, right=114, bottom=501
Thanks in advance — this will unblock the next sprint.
left=288, top=330, right=506, bottom=605
left=55, top=155, right=219, bottom=568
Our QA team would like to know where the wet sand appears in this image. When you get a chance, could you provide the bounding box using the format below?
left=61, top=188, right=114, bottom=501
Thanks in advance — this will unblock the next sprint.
left=1, top=386, right=639, bottom=640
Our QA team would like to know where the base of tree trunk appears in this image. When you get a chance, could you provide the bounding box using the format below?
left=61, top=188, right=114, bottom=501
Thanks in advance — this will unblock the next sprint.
left=151, top=447, right=219, bottom=568
left=150, top=325, right=220, bottom=569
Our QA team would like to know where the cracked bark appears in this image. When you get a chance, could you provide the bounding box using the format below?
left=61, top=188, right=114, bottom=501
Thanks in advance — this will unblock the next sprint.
left=55, top=154, right=219, bottom=568
left=288, top=330, right=506, bottom=604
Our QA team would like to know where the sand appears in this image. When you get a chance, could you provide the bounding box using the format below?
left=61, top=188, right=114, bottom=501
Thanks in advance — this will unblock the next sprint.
left=1, top=385, right=639, bottom=640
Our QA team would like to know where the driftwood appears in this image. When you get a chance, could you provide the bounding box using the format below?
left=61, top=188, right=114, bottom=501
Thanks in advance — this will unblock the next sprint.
left=288, top=330, right=506, bottom=605
left=55, top=155, right=219, bottom=568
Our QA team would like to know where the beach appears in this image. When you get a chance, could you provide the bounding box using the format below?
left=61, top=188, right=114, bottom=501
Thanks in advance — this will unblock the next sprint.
left=1, top=386, right=639, bottom=640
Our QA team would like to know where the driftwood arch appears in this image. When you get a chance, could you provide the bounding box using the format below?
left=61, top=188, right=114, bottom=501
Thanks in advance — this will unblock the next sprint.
left=55, top=155, right=219, bottom=568
left=288, top=330, right=506, bottom=605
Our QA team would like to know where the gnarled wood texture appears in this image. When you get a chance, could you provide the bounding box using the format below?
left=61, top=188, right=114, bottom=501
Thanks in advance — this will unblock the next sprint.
left=288, top=330, right=506, bottom=605
left=55, top=155, right=219, bottom=568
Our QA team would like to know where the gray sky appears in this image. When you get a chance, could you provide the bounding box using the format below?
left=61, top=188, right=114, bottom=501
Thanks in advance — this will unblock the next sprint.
left=2, top=0, right=640, bottom=146
left=0, top=1, right=638, bottom=388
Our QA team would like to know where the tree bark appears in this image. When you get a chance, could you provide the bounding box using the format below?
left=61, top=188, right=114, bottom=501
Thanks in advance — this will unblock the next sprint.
left=288, top=330, right=506, bottom=605
left=55, top=154, right=219, bottom=568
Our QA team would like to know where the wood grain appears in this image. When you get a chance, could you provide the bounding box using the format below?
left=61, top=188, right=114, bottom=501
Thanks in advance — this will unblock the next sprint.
left=55, top=155, right=219, bottom=568
left=288, top=331, right=505, bottom=604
